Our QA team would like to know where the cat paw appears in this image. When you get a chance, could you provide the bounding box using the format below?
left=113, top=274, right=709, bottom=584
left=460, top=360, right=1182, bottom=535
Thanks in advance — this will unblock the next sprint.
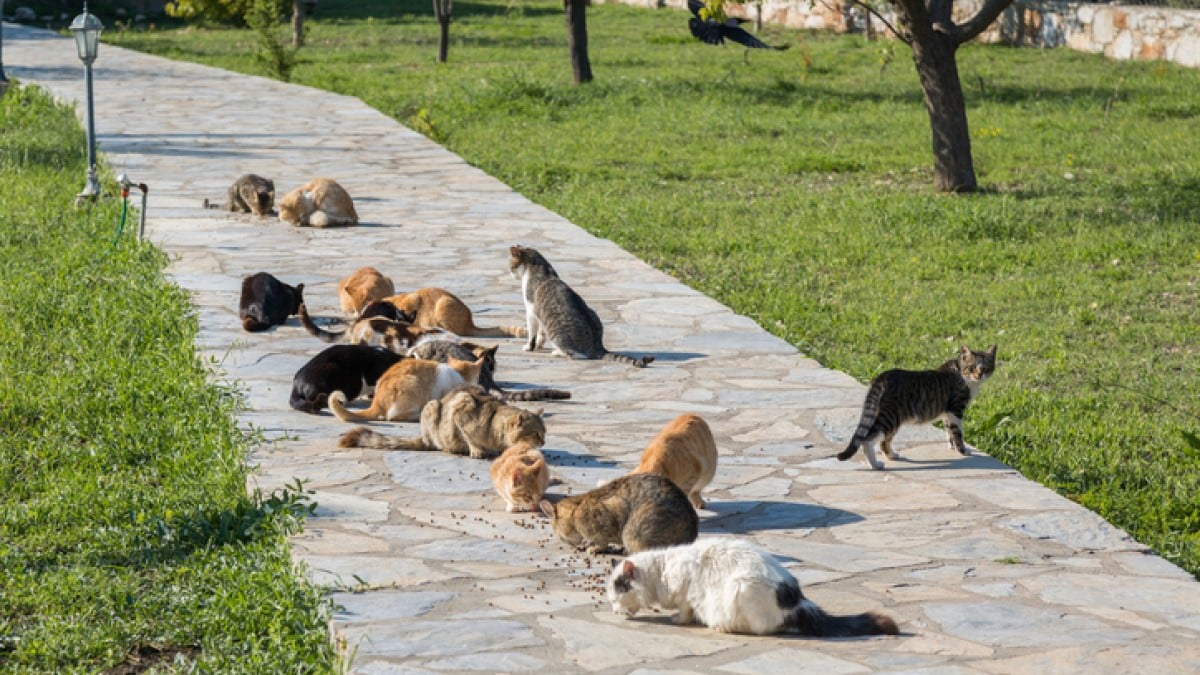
left=960, top=444, right=977, bottom=456
left=523, top=344, right=536, bottom=352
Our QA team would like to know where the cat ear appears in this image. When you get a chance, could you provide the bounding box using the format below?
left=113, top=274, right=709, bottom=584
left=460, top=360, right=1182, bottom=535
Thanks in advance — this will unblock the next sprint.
left=987, top=344, right=998, bottom=356
left=511, top=470, right=523, bottom=486
left=532, top=408, right=544, bottom=418
left=620, top=559, right=637, bottom=579
left=538, top=499, right=555, bottom=519
left=959, top=345, right=971, bottom=357
left=509, top=245, right=521, bottom=256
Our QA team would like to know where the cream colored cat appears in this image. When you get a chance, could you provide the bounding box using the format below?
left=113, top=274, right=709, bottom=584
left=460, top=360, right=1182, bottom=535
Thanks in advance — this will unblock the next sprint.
left=339, top=266, right=395, bottom=315
left=328, top=356, right=483, bottom=423
left=278, top=177, right=358, bottom=227
left=337, top=385, right=545, bottom=459
left=632, top=414, right=718, bottom=509
left=385, top=288, right=526, bottom=338
left=491, top=443, right=550, bottom=512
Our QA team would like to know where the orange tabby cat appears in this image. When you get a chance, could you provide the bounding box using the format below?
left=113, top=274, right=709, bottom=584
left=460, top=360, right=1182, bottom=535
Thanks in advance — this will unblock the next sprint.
left=278, top=177, right=358, bottom=227
left=339, top=266, right=395, bottom=316
left=328, top=356, right=483, bottom=423
left=384, top=288, right=526, bottom=338
left=491, top=443, right=551, bottom=512
left=633, top=414, right=719, bottom=509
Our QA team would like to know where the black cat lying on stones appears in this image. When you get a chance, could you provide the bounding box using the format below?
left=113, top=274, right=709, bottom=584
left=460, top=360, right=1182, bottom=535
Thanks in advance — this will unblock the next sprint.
left=289, top=344, right=404, bottom=414
left=239, top=272, right=304, bottom=332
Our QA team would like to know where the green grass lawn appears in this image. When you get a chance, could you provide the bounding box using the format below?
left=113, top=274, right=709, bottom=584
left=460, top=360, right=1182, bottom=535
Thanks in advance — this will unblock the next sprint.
left=107, top=0, right=1200, bottom=577
left=0, top=86, right=335, bottom=672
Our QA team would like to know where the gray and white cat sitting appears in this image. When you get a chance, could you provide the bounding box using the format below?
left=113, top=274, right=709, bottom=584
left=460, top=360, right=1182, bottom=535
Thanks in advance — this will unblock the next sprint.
left=508, top=245, right=654, bottom=368
left=608, top=538, right=898, bottom=637
left=838, top=344, right=997, bottom=469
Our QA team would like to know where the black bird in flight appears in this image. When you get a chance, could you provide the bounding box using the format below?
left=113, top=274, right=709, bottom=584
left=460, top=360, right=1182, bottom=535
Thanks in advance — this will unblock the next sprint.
left=687, top=0, right=787, bottom=50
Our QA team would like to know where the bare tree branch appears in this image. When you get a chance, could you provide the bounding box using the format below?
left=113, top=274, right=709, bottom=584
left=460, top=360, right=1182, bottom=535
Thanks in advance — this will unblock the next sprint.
left=825, top=0, right=911, bottom=45
left=929, top=0, right=952, bottom=28
left=955, top=0, right=1014, bottom=44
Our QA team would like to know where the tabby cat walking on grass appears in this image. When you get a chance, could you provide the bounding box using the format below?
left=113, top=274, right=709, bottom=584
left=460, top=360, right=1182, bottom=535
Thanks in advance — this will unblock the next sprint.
left=508, top=245, right=654, bottom=368
left=838, top=345, right=997, bottom=470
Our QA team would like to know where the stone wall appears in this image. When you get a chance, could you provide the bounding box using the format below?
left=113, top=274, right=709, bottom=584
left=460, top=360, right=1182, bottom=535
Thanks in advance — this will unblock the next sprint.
left=599, top=0, right=1200, bottom=70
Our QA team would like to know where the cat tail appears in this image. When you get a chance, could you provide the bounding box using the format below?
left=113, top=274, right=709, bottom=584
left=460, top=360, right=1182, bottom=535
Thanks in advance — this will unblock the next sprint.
left=837, top=382, right=885, bottom=461
left=787, top=600, right=899, bottom=638
left=469, top=325, right=528, bottom=338
left=299, top=304, right=345, bottom=343
left=329, top=391, right=386, bottom=423
left=241, top=307, right=270, bottom=332
left=289, top=391, right=328, bottom=414
left=602, top=351, right=655, bottom=368
left=338, top=427, right=431, bottom=450
left=502, top=388, right=572, bottom=402
left=202, top=198, right=223, bottom=210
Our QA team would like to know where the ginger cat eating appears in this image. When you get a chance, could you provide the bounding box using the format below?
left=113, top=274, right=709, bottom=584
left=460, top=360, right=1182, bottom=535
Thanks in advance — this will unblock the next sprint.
left=633, top=414, right=718, bottom=510
left=491, top=444, right=551, bottom=513
left=384, top=288, right=526, bottom=338
left=329, top=356, right=484, bottom=423
left=339, top=266, right=396, bottom=316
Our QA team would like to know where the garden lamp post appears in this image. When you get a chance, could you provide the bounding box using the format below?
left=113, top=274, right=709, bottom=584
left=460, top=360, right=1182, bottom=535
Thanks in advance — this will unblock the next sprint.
left=70, top=3, right=103, bottom=202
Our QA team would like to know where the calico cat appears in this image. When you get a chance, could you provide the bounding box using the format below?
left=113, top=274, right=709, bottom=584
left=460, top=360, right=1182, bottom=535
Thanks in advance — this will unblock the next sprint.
left=608, top=538, right=898, bottom=637
left=203, top=173, right=275, bottom=216
left=508, top=245, right=654, bottom=368
left=384, top=288, right=526, bottom=338
left=239, top=272, right=304, bottom=332
left=278, top=177, right=358, bottom=227
left=339, top=266, right=395, bottom=316
left=408, top=340, right=571, bottom=402
left=328, top=356, right=484, bottom=423
left=838, top=344, right=998, bottom=470
left=298, top=303, right=441, bottom=351
left=491, top=443, right=551, bottom=513
left=338, top=385, right=546, bottom=459
left=633, top=414, right=718, bottom=509
left=289, top=344, right=404, bottom=414
left=540, top=473, right=697, bottom=554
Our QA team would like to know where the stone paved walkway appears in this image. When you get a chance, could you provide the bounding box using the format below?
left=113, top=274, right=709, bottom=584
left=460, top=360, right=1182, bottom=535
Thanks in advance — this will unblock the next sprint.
left=9, top=24, right=1200, bottom=674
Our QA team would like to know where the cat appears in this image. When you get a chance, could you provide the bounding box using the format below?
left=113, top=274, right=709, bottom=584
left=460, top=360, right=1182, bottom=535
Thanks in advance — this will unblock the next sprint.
left=540, top=473, right=697, bottom=554
left=838, top=344, right=998, bottom=470
left=298, top=303, right=441, bottom=351
left=632, top=414, right=718, bottom=509
left=607, top=538, right=898, bottom=637
left=339, top=266, right=395, bottom=316
left=203, top=173, right=275, bottom=216
left=277, top=177, right=358, bottom=227
left=328, top=356, right=484, bottom=423
left=408, top=340, right=571, bottom=402
left=491, top=443, right=551, bottom=513
left=238, top=272, right=304, bottom=332
left=508, top=245, right=654, bottom=368
left=289, top=344, right=404, bottom=414
left=384, top=288, right=526, bottom=338
left=339, top=385, right=546, bottom=460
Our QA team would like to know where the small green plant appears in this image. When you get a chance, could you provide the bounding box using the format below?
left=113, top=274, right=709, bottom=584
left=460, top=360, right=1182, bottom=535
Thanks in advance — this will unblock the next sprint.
left=244, top=0, right=298, bottom=81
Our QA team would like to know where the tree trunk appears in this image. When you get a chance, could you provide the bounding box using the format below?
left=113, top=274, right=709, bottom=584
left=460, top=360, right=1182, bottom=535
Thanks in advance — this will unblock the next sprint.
left=435, top=0, right=452, bottom=63
left=564, top=0, right=593, bottom=84
left=292, top=0, right=304, bottom=48
left=910, top=34, right=976, bottom=192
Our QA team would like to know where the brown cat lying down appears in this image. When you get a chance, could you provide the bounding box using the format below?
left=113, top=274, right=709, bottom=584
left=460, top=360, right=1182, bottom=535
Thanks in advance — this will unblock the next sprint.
left=541, top=473, right=698, bottom=555
left=385, top=288, right=526, bottom=338
left=338, top=385, right=545, bottom=459
left=278, top=177, right=358, bottom=227
left=339, top=266, right=395, bottom=316
left=329, top=356, right=484, bottom=423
